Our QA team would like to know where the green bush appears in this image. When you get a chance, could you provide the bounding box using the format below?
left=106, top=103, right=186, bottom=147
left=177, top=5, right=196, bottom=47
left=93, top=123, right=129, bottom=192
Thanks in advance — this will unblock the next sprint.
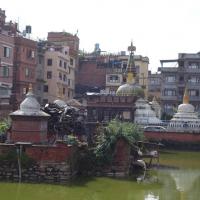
left=94, top=120, right=144, bottom=168
left=0, top=149, right=35, bottom=168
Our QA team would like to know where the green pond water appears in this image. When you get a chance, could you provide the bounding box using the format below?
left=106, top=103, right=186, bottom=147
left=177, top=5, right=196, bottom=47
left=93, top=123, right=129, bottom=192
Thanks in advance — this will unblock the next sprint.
left=1, top=151, right=200, bottom=200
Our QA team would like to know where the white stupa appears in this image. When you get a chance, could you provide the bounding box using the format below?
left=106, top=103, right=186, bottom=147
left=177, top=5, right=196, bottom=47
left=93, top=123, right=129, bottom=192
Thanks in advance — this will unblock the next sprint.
left=134, top=98, right=162, bottom=125
left=168, top=87, right=200, bottom=132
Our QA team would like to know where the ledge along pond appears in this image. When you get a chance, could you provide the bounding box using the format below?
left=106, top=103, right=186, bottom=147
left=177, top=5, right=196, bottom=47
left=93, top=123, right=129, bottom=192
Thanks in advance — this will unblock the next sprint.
left=0, top=150, right=200, bottom=200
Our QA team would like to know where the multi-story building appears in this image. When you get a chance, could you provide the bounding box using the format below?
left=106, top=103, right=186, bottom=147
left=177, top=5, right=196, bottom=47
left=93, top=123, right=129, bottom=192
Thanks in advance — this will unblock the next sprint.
left=76, top=47, right=149, bottom=96
left=43, top=44, right=72, bottom=104
left=159, top=53, right=200, bottom=117
left=35, top=41, right=46, bottom=104
left=44, top=32, right=79, bottom=102
left=0, top=8, right=18, bottom=116
left=147, top=71, right=162, bottom=100
left=0, top=31, right=14, bottom=117
left=12, top=36, right=37, bottom=108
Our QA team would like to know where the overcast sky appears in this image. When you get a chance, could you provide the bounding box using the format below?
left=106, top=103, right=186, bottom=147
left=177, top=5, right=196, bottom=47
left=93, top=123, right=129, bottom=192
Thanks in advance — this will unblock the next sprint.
left=2, top=0, right=200, bottom=71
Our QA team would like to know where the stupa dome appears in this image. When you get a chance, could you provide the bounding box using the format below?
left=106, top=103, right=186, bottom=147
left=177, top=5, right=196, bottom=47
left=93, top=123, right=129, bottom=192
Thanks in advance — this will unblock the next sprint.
left=177, top=103, right=195, bottom=113
left=168, top=86, right=200, bottom=132
left=116, top=83, right=143, bottom=96
left=20, top=91, right=40, bottom=113
left=10, top=84, right=49, bottom=117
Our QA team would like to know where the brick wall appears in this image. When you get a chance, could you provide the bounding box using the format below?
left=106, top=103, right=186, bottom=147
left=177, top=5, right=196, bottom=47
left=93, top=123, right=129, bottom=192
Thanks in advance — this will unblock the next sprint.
left=25, top=144, right=72, bottom=163
left=144, top=131, right=200, bottom=143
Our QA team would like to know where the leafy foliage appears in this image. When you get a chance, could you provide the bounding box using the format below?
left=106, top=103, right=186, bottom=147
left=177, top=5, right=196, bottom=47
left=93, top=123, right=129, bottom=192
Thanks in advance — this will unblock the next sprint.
left=94, top=120, right=144, bottom=168
left=0, top=149, right=35, bottom=168
left=0, top=118, right=10, bottom=134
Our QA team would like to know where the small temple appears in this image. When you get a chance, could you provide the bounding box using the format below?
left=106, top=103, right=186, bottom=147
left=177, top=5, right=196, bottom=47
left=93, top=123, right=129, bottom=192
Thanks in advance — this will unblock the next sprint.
left=167, top=86, right=200, bottom=132
left=134, top=98, right=161, bottom=125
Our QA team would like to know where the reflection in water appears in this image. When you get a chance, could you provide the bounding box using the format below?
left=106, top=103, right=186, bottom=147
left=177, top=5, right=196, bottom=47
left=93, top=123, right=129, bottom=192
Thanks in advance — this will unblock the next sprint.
left=145, top=193, right=159, bottom=200
left=169, top=169, right=200, bottom=192
left=0, top=151, right=200, bottom=200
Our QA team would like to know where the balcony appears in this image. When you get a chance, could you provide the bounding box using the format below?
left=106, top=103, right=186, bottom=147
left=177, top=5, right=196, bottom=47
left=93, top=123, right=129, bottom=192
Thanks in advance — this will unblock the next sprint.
left=178, top=96, right=200, bottom=101
left=161, top=95, right=177, bottom=101
left=185, top=68, right=200, bottom=73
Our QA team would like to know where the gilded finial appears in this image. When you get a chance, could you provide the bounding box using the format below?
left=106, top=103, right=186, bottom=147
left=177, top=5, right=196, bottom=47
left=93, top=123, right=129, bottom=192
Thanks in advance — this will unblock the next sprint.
left=183, top=86, right=189, bottom=104
left=126, top=41, right=136, bottom=84
left=28, top=83, right=33, bottom=93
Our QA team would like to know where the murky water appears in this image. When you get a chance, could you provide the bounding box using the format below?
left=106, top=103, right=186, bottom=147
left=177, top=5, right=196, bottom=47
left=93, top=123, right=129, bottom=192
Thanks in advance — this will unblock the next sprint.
left=0, top=151, right=200, bottom=200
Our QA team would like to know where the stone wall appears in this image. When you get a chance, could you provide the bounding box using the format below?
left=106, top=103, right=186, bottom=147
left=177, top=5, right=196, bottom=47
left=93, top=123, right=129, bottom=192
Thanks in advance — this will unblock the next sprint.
left=0, top=161, right=73, bottom=183
left=0, top=142, right=78, bottom=184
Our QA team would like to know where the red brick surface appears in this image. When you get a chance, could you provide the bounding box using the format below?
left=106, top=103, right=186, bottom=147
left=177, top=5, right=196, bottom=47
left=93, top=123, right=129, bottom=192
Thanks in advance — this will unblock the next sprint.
left=144, top=131, right=200, bottom=142
left=25, top=145, right=72, bottom=162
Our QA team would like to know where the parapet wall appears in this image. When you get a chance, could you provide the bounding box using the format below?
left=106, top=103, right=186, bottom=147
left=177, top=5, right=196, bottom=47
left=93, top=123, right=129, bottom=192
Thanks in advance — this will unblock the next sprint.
left=144, top=131, right=200, bottom=149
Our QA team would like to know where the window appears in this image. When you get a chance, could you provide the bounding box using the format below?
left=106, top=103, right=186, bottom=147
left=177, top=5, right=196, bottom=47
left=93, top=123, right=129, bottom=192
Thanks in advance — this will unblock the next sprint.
left=27, top=49, right=32, bottom=58
left=64, top=62, right=67, bottom=69
left=188, top=62, right=199, bottom=69
left=44, top=85, right=48, bottom=92
left=3, top=46, right=11, bottom=58
left=23, top=87, right=28, bottom=94
left=59, top=60, right=62, bottom=67
left=189, top=90, right=199, bottom=96
left=188, top=76, right=200, bottom=83
left=68, top=79, right=70, bottom=86
left=59, top=72, right=62, bottom=80
left=63, top=74, right=67, bottom=82
left=2, top=66, right=9, bottom=77
left=164, top=89, right=176, bottom=96
left=25, top=68, right=30, bottom=77
left=31, top=51, right=35, bottom=58
left=150, top=78, right=160, bottom=84
left=165, top=76, right=176, bottom=82
left=64, top=51, right=68, bottom=55
left=47, top=71, right=52, bottom=79
left=70, top=58, right=74, bottom=65
left=47, top=59, right=52, bottom=66
left=108, top=75, right=119, bottom=83
left=63, top=87, right=65, bottom=95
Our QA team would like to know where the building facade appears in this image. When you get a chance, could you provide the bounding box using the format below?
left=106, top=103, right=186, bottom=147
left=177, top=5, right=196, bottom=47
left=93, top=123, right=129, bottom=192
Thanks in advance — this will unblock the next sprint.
left=147, top=71, right=162, bottom=100
left=44, top=32, right=79, bottom=100
left=76, top=47, right=149, bottom=97
left=35, top=41, right=46, bottom=104
left=0, top=32, right=14, bottom=117
left=159, top=53, right=200, bottom=116
left=0, top=8, right=18, bottom=116
left=12, top=36, right=37, bottom=108
left=43, top=44, right=73, bottom=104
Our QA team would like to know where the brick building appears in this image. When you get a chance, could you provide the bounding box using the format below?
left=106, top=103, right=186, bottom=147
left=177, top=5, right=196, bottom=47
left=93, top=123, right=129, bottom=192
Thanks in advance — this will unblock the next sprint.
left=12, top=36, right=37, bottom=109
left=76, top=45, right=149, bottom=97
left=0, top=8, right=17, bottom=117
left=86, top=43, right=143, bottom=123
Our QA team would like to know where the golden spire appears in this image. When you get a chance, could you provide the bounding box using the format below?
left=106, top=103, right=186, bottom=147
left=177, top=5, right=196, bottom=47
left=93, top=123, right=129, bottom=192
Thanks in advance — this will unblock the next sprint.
left=183, top=86, right=189, bottom=104
left=126, top=41, right=136, bottom=84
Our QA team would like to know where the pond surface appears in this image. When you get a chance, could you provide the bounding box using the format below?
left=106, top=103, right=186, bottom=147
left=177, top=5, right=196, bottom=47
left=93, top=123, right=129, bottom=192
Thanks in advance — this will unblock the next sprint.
left=0, top=151, right=200, bottom=200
